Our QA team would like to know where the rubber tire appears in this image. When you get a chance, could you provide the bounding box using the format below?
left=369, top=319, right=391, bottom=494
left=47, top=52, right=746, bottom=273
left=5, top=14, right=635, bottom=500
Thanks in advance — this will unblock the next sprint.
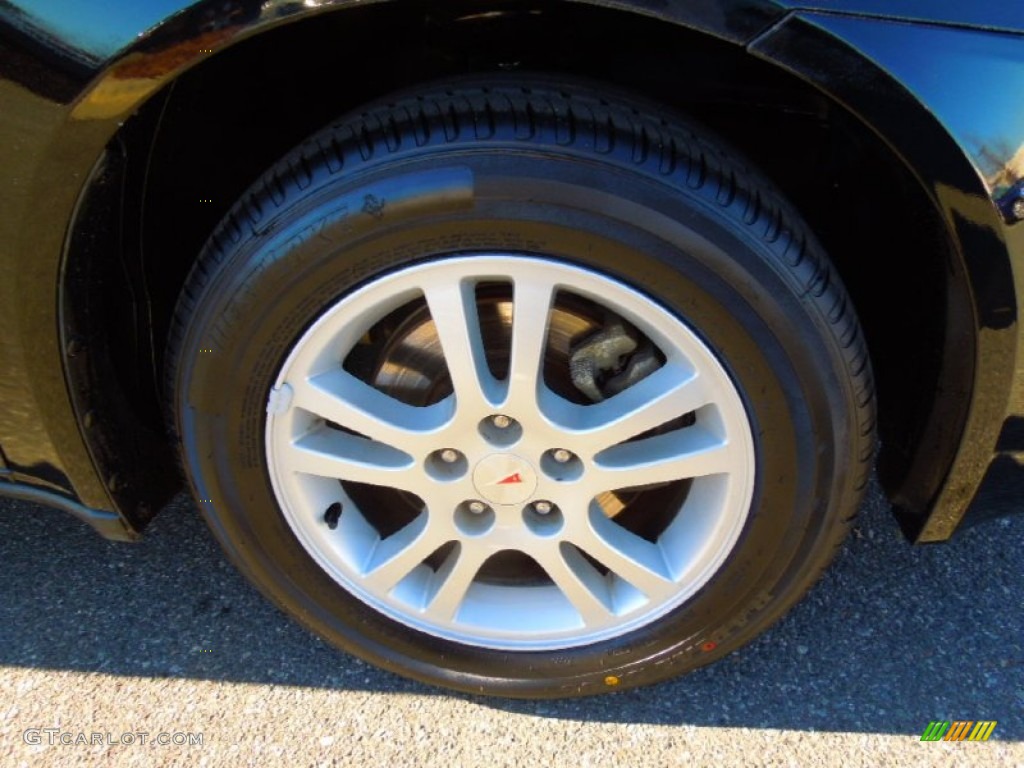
left=167, top=76, right=875, bottom=698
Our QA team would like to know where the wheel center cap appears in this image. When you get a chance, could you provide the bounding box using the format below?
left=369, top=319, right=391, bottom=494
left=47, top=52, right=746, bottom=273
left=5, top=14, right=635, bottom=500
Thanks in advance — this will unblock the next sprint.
left=472, top=454, right=538, bottom=506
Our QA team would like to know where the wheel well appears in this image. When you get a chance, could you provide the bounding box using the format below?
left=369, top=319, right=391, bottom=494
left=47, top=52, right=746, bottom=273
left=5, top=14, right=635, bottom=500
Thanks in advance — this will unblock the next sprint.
left=69, top=0, right=963, bottom=531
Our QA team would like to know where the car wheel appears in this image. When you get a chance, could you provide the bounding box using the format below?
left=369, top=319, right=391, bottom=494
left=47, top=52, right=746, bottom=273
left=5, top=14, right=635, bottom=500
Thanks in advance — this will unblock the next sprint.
left=167, top=77, right=875, bottom=697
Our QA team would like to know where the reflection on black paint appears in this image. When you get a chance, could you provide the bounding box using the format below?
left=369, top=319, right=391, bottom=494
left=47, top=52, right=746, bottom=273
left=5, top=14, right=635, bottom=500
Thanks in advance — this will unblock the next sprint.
left=0, top=0, right=96, bottom=100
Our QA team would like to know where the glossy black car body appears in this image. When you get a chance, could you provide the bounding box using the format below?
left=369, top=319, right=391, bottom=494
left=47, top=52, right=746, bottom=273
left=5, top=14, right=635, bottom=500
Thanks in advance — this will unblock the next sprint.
left=1, top=0, right=1022, bottom=544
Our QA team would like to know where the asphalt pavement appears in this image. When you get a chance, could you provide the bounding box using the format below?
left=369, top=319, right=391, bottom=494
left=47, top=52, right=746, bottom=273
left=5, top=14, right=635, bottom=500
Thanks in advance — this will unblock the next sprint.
left=1, top=472, right=1022, bottom=767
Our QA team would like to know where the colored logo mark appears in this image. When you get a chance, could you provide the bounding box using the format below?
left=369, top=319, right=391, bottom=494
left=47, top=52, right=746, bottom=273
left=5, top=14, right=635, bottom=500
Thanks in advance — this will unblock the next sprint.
left=920, top=721, right=997, bottom=742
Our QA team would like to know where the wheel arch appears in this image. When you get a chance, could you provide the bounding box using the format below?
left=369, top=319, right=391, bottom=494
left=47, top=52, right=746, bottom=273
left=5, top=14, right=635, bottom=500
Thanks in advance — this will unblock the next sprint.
left=749, top=12, right=1019, bottom=541
left=55, top=0, right=1015, bottom=540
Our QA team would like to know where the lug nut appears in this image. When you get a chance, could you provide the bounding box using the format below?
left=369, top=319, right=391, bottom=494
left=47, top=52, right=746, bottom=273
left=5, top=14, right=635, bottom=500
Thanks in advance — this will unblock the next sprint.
left=468, top=501, right=487, bottom=514
left=552, top=449, right=573, bottom=464
left=492, top=414, right=512, bottom=429
left=534, top=501, right=553, bottom=515
left=440, top=449, right=459, bottom=463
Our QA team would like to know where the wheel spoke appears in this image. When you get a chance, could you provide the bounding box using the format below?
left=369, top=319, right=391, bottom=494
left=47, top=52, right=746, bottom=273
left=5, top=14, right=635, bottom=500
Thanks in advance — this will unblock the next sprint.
left=590, top=426, right=733, bottom=491
left=532, top=544, right=615, bottom=625
left=424, top=544, right=489, bottom=622
left=571, top=506, right=675, bottom=599
left=289, top=426, right=420, bottom=493
left=423, top=280, right=499, bottom=412
left=361, top=513, right=447, bottom=593
left=293, top=369, right=449, bottom=453
left=573, top=365, right=710, bottom=454
left=504, top=275, right=557, bottom=411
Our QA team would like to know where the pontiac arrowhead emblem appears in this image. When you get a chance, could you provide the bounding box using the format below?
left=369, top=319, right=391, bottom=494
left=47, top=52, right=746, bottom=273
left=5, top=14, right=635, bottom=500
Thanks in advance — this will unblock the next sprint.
left=472, top=455, right=537, bottom=505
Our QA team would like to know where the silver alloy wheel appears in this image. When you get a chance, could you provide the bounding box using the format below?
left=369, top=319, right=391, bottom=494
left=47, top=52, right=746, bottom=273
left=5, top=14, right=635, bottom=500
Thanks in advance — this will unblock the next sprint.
left=265, top=255, right=755, bottom=650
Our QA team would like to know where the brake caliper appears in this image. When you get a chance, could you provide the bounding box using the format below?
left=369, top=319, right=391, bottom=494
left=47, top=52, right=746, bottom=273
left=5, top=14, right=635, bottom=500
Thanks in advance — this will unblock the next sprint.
left=569, top=318, right=659, bottom=402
